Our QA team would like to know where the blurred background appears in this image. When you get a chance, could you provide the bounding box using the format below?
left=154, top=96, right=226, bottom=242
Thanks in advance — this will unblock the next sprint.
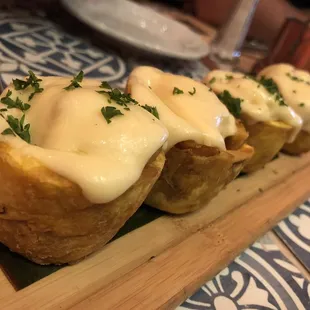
left=0, top=0, right=309, bottom=73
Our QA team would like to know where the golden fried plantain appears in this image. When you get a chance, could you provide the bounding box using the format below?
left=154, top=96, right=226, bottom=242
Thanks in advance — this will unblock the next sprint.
left=145, top=130, right=254, bottom=214
left=0, top=143, right=165, bottom=265
left=282, top=130, right=310, bottom=155
left=242, top=121, right=292, bottom=172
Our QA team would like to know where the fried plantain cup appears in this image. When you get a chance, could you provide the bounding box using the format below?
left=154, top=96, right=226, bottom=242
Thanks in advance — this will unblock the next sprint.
left=0, top=143, right=165, bottom=265
left=282, top=130, right=310, bottom=155
left=204, top=70, right=302, bottom=172
left=258, top=64, right=310, bottom=155
left=145, top=138, right=253, bottom=214
left=242, top=121, right=292, bottom=172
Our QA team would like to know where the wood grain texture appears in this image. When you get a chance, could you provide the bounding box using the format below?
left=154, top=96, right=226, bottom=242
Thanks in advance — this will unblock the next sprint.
left=0, top=270, right=15, bottom=300
left=71, top=160, right=310, bottom=310
left=1, top=153, right=310, bottom=309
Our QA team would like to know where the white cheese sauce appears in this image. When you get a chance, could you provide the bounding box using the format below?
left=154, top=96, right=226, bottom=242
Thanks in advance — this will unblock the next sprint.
left=127, top=66, right=237, bottom=151
left=204, top=70, right=302, bottom=142
left=0, top=77, right=168, bottom=204
left=259, top=64, right=310, bottom=134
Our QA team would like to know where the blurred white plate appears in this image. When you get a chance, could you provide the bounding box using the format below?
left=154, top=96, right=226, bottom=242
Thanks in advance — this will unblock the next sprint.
left=61, top=0, right=209, bottom=60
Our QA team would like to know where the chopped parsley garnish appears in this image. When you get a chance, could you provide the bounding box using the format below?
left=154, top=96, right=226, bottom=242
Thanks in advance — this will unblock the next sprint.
left=173, top=87, right=184, bottom=95
left=141, top=105, right=159, bottom=119
left=101, top=106, right=123, bottom=124
left=13, top=70, right=43, bottom=100
left=98, top=85, right=160, bottom=123
left=64, top=71, right=84, bottom=90
left=148, top=86, right=152, bottom=89
left=217, top=90, right=242, bottom=118
left=188, top=87, right=196, bottom=96
left=299, top=103, right=305, bottom=107
left=98, top=87, right=138, bottom=108
left=293, top=90, right=297, bottom=93
left=209, top=77, right=216, bottom=84
left=99, top=81, right=112, bottom=90
left=286, top=72, right=310, bottom=84
left=1, top=114, right=31, bottom=143
left=225, top=75, right=233, bottom=80
left=1, top=90, right=30, bottom=111
left=258, top=76, right=287, bottom=106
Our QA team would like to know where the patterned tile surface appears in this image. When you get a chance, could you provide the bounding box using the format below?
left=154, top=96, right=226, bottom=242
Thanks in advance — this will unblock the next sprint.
left=274, top=201, right=310, bottom=272
left=0, top=10, right=208, bottom=89
left=178, top=235, right=310, bottom=310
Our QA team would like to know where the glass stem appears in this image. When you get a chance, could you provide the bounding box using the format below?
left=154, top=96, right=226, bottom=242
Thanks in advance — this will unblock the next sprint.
left=209, top=0, right=260, bottom=71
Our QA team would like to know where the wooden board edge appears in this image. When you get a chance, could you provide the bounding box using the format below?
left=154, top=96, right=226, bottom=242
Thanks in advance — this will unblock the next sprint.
left=0, top=269, right=15, bottom=300
left=69, top=159, right=310, bottom=310
left=1, top=153, right=310, bottom=309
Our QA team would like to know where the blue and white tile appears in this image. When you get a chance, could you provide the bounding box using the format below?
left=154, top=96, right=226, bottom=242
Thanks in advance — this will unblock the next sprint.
left=0, top=12, right=128, bottom=85
left=177, top=235, right=310, bottom=310
left=274, top=201, right=310, bottom=272
left=0, top=10, right=208, bottom=90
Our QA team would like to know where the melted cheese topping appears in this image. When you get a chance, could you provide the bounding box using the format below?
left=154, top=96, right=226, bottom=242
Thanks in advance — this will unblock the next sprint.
left=127, top=66, right=237, bottom=151
left=204, top=70, right=302, bottom=142
left=0, top=77, right=168, bottom=204
left=258, top=64, right=310, bottom=133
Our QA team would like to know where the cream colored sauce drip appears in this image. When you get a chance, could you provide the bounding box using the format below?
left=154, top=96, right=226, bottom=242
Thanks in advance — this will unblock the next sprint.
left=259, top=63, right=310, bottom=134
left=128, top=66, right=236, bottom=151
left=0, top=77, right=168, bottom=204
left=205, top=70, right=302, bottom=142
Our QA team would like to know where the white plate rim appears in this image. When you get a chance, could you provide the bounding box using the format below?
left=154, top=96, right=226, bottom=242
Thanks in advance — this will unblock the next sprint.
left=61, top=0, right=209, bottom=60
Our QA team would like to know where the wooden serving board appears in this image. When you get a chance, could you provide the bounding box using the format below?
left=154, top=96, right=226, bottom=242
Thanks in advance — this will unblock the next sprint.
left=1, top=152, right=310, bottom=309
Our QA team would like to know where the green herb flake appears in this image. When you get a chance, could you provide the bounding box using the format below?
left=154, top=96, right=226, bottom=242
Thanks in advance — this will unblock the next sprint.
left=1, top=128, right=15, bottom=136
left=101, top=106, right=123, bottom=124
left=286, top=72, right=310, bottom=85
left=1, top=90, right=30, bottom=111
left=173, top=87, right=184, bottom=95
left=286, top=72, right=302, bottom=82
left=225, top=75, right=233, bottom=80
left=141, top=105, right=159, bottom=119
left=64, top=71, right=84, bottom=91
left=299, top=103, right=305, bottom=107
left=13, top=70, right=43, bottom=101
left=293, top=90, right=297, bottom=93
left=258, top=76, right=287, bottom=106
left=188, top=87, right=196, bottom=96
left=100, top=81, right=112, bottom=90
left=209, top=77, right=216, bottom=85
left=98, top=87, right=138, bottom=107
left=2, top=114, right=31, bottom=143
left=217, top=90, right=242, bottom=118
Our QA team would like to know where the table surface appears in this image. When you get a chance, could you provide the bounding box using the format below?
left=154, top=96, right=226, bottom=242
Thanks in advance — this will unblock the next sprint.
left=0, top=5, right=309, bottom=310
